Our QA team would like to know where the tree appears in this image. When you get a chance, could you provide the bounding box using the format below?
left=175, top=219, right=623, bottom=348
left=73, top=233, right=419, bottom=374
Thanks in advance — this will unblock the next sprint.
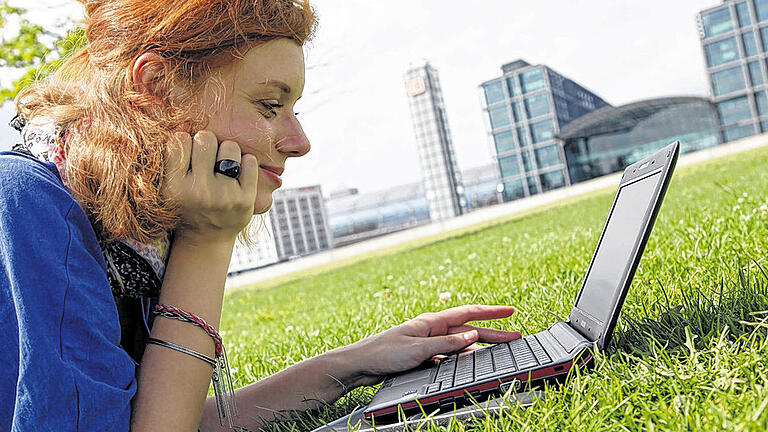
left=0, top=1, right=85, bottom=103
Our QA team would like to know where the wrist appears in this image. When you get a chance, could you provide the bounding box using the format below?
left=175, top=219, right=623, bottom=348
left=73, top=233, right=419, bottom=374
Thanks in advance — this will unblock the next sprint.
left=320, top=342, right=378, bottom=389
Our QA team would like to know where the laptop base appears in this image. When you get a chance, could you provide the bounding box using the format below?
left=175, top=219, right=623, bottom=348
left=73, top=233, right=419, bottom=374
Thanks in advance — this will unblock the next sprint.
left=312, top=391, right=544, bottom=431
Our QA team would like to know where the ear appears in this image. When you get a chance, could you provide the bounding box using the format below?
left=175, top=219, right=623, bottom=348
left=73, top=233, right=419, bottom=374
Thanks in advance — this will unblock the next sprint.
left=132, top=52, right=166, bottom=95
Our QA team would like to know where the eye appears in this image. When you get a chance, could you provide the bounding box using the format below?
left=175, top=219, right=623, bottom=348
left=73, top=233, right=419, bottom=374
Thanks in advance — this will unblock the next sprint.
left=254, top=100, right=284, bottom=118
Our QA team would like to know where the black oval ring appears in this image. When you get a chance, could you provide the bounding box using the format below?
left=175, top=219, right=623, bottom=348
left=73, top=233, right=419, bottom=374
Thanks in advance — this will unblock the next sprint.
left=213, top=159, right=241, bottom=179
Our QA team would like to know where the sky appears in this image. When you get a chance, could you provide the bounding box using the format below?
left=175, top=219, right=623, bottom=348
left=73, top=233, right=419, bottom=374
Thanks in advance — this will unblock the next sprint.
left=1, top=0, right=719, bottom=195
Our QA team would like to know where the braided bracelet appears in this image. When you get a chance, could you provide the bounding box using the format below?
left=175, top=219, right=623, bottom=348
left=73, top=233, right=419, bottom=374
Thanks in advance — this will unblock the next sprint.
left=153, top=303, right=223, bottom=356
left=151, top=303, right=238, bottom=428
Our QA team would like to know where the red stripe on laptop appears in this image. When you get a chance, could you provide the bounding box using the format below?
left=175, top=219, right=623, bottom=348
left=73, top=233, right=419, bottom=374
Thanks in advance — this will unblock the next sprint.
left=365, top=353, right=592, bottom=419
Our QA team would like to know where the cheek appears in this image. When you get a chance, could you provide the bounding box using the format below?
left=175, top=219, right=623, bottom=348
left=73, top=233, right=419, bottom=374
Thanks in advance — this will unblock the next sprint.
left=227, top=115, right=276, bottom=155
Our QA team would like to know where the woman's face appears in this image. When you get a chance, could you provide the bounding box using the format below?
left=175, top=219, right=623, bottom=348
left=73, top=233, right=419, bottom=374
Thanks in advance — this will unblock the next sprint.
left=199, top=38, right=310, bottom=214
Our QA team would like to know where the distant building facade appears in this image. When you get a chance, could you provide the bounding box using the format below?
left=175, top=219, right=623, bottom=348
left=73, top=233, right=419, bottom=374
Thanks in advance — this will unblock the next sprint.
left=405, top=63, right=466, bottom=221
left=270, top=185, right=332, bottom=260
left=228, top=213, right=279, bottom=274
left=326, top=183, right=429, bottom=247
left=560, top=97, right=722, bottom=183
left=698, top=0, right=768, bottom=141
left=480, top=59, right=610, bottom=203
left=326, top=164, right=498, bottom=247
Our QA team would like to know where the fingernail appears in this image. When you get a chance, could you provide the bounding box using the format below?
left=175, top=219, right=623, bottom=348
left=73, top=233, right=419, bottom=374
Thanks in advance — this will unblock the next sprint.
left=464, top=330, right=478, bottom=342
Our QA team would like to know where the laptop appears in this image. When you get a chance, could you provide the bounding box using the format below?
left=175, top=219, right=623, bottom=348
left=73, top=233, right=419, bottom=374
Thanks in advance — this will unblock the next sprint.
left=363, top=141, right=680, bottom=422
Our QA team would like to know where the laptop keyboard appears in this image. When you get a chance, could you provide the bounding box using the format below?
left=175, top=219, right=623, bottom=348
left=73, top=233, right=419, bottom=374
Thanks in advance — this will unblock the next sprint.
left=424, top=335, right=552, bottom=394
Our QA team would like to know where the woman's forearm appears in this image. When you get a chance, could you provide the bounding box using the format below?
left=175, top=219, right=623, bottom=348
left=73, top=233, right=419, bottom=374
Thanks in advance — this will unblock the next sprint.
left=131, top=234, right=236, bottom=432
left=199, top=344, right=366, bottom=431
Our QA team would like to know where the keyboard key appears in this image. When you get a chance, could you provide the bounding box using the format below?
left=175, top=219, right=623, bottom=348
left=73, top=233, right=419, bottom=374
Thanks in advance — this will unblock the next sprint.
left=426, top=382, right=441, bottom=393
left=528, top=336, right=552, bottom=364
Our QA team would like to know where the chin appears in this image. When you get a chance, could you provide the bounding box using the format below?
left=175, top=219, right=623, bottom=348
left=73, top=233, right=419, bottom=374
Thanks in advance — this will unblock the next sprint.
left=253, top=195, right=273, bottom=214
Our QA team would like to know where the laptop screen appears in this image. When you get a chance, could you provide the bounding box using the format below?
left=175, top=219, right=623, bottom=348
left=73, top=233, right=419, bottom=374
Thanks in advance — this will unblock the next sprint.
left=574, top=171, right=661, bottom=325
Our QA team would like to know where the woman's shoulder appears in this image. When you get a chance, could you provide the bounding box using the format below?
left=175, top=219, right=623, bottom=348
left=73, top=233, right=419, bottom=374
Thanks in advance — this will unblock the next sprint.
left=0, top=150, right=74, bottom=213
left=0, top=150, right=64, bottom=186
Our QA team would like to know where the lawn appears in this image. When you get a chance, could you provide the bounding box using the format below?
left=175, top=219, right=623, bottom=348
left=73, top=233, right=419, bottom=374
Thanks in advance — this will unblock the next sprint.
left=221, top=144, right=768, bottom=431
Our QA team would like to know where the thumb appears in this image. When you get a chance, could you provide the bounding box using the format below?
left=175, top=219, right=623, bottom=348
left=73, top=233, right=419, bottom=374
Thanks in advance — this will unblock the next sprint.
left=422, top=330, right=478, bottom=356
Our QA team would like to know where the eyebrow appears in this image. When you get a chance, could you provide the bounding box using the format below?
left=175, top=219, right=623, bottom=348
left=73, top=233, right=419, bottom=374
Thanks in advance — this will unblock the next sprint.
left=258, top=79, right=292, bottom=94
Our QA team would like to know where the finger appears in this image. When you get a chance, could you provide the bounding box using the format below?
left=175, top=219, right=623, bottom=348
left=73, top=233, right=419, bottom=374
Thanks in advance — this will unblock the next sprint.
left=164, top=132, right=192, bottom=178
left=421, top=330, right=479, bottom=357
left=190, top=130, right=218, bottom=175
left=239, top=153, right=259, bottom=197
left=447, top=325, right=522, bottom=343
left=215, top=140, right=242, bottom=164
left=419, top=305, right=516, bottom=330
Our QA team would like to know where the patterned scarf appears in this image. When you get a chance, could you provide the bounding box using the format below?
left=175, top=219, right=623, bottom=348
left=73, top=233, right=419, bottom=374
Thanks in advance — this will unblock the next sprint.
left=10, top=114, right=169, bottom=300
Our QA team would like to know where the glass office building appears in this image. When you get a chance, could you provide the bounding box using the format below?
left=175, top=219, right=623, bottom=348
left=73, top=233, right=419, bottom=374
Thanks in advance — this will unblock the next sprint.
left=270, top=185, right=333, bottom=260
left=698, top=0, right=768, bottom=140
left=326, top=164, right=498, bottom=247
left=405, top=63, right=466, bottom=221
left=326, top=183, right=430, bottom=247
left=227, top=214, right=279, bottom=275
left=480, top=60, right=610, bottom=202
left=560, top=97, right=721, bottom=184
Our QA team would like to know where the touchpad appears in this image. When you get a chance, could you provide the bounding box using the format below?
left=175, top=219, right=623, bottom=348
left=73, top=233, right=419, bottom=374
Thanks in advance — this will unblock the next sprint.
left=391, top=363, right=433, bottom=387
left=549, top=323, right=583, bottom=353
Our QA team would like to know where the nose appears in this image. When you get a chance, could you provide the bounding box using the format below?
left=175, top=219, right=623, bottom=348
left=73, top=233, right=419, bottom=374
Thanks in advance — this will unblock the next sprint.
left=276, top=118, right=310, bottom=158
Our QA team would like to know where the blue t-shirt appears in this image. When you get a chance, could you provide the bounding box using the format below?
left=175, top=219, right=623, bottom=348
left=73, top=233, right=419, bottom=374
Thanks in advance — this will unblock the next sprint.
left=0, top=152, right=136, bottom=431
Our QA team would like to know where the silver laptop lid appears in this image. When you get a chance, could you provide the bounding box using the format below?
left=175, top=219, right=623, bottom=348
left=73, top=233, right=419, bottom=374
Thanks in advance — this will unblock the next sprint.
left=568, top=141, right=679, bottom=350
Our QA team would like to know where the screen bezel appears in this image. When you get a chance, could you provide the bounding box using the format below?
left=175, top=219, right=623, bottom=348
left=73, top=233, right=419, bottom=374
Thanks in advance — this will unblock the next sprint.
left=568, top=141, right=679, bottom=350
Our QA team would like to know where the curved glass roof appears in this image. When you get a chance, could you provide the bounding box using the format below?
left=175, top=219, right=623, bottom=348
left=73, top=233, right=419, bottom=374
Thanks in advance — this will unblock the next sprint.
left=558, top=96, right=714, bottom=139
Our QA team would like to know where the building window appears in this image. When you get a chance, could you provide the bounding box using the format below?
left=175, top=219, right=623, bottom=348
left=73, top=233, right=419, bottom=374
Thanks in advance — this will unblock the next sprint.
left=483, top=81, right=505, bottom=105
left=743, top=31, right=758, bottom=56
left=493, top=130, right=516, bottom=154
left=520, top=150, right=534, bottom=172
left=748, top=61, right=764, bottom=85
left=737, top=2, right=752, bottom=26
left=488, top=106, right=511, bottom=129
left=756, top=0, right=768, bottom=22
left=498, top=154, right=521, bottom=178
left=539, top=170, right=566, bottom=192
left=501, top=179, right=525, bottom=201
left=506, top=77, right=517, bottom=97
left=512, top=102, right=523, bottom=123
left=524, top=93, right=550, bottom=118
left=516, top=126, right=529, bottom=147
left=526, top=175, right=538, bottom=195
left=760, top=26, right=768, bottom=51
left=755, top=91, right=768, bottom=115
left=534, top=145, right=561, bottom=169
left=705, top=37, right=739, bottom=67
left=530, top=118, right=555, bottom=144
left=711, top=66, right=746, bottom=96
left=723, top=123, right=756, bottom=140
left=520, top=68, right=546, bottom=94
left=716, top=95, right=752, bottom=125
left=702, top=8, right=733, bottom=38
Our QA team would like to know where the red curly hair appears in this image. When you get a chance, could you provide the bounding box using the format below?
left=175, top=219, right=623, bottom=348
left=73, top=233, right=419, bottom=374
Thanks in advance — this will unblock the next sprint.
left=16, top=0, right=316, bottom=243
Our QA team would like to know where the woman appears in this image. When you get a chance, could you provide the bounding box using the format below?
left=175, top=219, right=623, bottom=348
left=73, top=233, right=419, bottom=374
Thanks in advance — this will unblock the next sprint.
left=0, top=1, right=521, bottom=431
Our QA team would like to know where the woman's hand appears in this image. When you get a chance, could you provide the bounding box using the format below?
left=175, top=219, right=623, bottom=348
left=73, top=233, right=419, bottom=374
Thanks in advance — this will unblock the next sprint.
left=164, top=130, right=259, bottom=245
left=339, top=305, right=522, bottom=387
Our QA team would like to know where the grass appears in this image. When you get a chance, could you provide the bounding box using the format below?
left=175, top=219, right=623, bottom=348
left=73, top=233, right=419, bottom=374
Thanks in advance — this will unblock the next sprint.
left=220, top=143, right=768, bottom=431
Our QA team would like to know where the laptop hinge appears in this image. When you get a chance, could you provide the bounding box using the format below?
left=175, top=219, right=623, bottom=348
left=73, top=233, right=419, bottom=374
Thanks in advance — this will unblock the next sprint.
left=566, top=320, right=592, bottom=341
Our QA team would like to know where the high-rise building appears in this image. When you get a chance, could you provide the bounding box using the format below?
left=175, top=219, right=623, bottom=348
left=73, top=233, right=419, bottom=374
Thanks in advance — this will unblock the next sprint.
left=270, top=185, right=332, bottom=260
left=405, top=63, right=465, bottom=221
left=227, top=213, right=279, bottom=274
left=480, top=59, right=610, bottom=202
left=698, top=0, right=768, bottom=141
